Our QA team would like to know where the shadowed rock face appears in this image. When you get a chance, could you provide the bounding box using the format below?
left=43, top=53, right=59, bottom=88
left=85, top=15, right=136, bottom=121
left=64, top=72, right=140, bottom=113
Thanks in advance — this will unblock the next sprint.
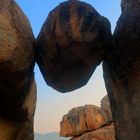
left=0, top=0, right=35, bottom=122
left=101, top=95, right=112, bottom=122
left=0, top=0, right=36, bottom=139
left=103, top=0, right=140, bottom=139
left=36, top=0, right=112, bottom=92
left=0, top=79, right=37, bottom=140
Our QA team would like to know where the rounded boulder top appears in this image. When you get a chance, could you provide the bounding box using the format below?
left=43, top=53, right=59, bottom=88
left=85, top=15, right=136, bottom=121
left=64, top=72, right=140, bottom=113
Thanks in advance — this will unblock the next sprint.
left=0, top=0, right=35, bottom=121
left=37, top=0, right=112, bottom=92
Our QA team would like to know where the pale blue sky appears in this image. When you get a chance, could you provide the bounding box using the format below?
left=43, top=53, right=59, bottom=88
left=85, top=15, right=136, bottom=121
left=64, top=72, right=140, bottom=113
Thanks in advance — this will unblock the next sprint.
left=16, top=0, right=121, bottom=133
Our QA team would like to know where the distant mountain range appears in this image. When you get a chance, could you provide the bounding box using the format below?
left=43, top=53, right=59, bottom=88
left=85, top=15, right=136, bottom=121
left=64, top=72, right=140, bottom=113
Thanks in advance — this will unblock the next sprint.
left=35, top=132, right=69, bottom=140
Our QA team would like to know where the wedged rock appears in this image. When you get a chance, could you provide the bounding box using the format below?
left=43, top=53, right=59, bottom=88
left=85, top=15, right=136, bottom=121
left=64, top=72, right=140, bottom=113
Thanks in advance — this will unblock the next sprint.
left=36, top=0, right=112, bottom=92
left=103, top=0, right=140, bottom=139
left=0, top=0, right=35, bottom=122
left=60, top=105, right=108, bottom=137
left=71, top=123, right=115, bottom=140
left=101, top=95, right=112, bottom=121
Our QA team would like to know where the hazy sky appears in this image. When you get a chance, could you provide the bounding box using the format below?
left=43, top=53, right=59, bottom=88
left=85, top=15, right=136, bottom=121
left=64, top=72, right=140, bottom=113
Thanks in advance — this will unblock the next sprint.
left=16, top=0, right=121, bottom=134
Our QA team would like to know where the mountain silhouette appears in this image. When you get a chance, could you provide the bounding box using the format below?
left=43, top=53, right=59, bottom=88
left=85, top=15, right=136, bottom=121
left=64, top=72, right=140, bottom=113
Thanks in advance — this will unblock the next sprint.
left=35, top=132, right=69, bottom=140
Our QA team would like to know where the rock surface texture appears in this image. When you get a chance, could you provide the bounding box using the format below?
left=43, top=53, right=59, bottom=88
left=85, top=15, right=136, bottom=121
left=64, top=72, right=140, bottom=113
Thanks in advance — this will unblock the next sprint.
left=71, top=124, right=115, bottom=140
left=36, top=0, right=112, bottom=92
left=103, top=0, right=140, bottom=140
left=0, top=0, right=139, bottom=139
left=60, top=96, right=115, bottom=140
left=60, top=105, right=108, bottom=137
left=0, top=0, right=36, bottom=139
left=101, top=95, right=112, bottom=122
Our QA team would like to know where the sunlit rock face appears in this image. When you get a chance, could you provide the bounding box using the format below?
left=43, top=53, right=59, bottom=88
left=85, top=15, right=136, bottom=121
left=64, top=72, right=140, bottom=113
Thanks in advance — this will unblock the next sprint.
left=60, top=105, right=108, bottom=137
left=60, top=96, right=115, bottom=140
left=36, top=0, right=112, bottom=92
left=70, top=124, right=115, bottom=140
left=103, top=0, right=140, bottom=139
left=0, top=0, right=36, bottom=139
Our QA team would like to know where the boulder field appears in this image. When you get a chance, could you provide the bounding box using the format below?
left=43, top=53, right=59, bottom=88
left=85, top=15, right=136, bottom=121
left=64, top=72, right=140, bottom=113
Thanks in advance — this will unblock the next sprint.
left=0, top=0, right=140, bottom=140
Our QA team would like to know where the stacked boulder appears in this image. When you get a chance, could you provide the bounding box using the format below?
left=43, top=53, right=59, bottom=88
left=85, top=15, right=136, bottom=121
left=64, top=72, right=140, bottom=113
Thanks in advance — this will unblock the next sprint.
left=36, top=0, right=112, bottom=93
left=60, top=95, right=115, bottom=140
left=0, top=0, right=36, bottom=139
left=1, top=0, right=140, bottom=139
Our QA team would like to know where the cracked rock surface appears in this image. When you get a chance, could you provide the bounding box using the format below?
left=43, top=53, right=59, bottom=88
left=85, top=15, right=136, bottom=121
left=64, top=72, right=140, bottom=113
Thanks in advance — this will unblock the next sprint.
left=71, top=124, right=115, bottom=140
left=60, top=95, right=115, bottom=140
left=60, top=105, right=109, bottom=137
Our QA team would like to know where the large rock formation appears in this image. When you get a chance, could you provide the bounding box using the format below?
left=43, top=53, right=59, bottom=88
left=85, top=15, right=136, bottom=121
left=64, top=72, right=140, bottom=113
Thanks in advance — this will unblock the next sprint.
left=0, top=0, right=36, bottom=139
left=36, top=0, right=112, bottom=92
left=60, top=105, right=108, bottom=137
left=60, top=96, right=115, bottom=140
left=103, top=0, right=140, bottom=139
left=0, top=0, right=139, bottom=140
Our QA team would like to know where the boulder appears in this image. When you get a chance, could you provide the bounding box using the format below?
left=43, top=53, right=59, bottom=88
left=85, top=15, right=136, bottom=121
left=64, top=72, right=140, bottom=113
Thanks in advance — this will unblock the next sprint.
left=101, top=95, right=112, bottom=121
left=0, top=0, right=35, bottom=122
left=103, top=0, right=140, bottom=139
left=36, top=0, right=112, bottom=92
left=0, top=79, right=37, bottom=140
left=0, top=0, right=36, bottom=139
left=71, top=124, right=115, bottom=140
left=60, top=105, right=108, bottom=137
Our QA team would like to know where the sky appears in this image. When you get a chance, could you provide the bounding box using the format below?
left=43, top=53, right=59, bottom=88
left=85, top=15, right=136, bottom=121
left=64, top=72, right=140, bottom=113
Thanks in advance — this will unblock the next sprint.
left=16, top=0, right=121, bottom=134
